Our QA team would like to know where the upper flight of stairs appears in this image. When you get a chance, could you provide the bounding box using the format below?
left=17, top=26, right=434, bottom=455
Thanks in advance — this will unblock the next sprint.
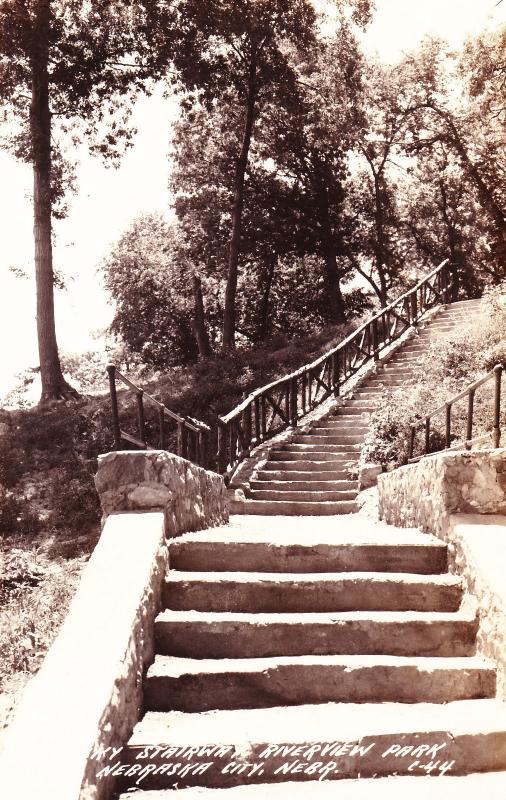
left=231, top=298, right=484, bottom=516
left=116, top=514, right=506, bottom=797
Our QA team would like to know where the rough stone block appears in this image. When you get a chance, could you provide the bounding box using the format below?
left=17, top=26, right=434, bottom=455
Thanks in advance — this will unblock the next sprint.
left=94, top=450, right=228, bottom=536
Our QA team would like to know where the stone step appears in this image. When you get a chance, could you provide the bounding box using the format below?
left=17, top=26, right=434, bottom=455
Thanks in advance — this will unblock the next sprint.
left=254, top=469, right=354, bottom=481
left=246, top=489, right=359, bottom=502
left=368, top=380, right=407, bottom=388
left=342, top=403, right=376, bottom=411
left=116, top=771, right=506, bottom=800
left=162, top=572, right=463, bottom=613
left=262, top=460, right=356, bottom=472
left=168, top=530, right=448, bottom=574
left=276, top=444, right=361, bottom=454
left=310, top=424, right=369, bottom=433
left=269, top=452, right=359, bottom=463
left=291, top=434, right=365, bottom=445
left=144, top=654, right=496, bottom=712
left=118, top=699, right=506, bottom=789
left=250, top=479, right=358, bottom=491
left=335, top=407, right=373, bottom=415
left=154, top=602, right=478, bottom=658
left=228, top=499, right=359, bottom=516
left=352, top=386, right=384, bottom=394
left=450, top=298, right=483, bottom=306
left=369, top=373, right=409, bottom=380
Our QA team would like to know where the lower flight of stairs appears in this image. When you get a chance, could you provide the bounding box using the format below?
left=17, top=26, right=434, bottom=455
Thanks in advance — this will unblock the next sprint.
left=230, top=298, right=484, bottom=516
left=115, top=515, right=506, bottom=796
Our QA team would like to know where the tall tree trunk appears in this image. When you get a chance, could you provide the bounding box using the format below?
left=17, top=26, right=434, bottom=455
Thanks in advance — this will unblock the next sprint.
left=257, top=259, right=275, bottom=340
left=372, top=174, right=389, bottom=308
left=315, top=170, right=346, bottom=323
left=222, top=56, right=257, bottom=352
left=191, top=273, right=212, bottom=357
left=30, top=1, right=77, bottom=403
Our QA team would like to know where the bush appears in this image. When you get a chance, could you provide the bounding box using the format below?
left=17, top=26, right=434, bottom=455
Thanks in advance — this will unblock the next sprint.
left=46, top=466, right=101, bottom=534
left=0, top=549, right=84, bottom=691
left=0, top=487, right=40, bottom=537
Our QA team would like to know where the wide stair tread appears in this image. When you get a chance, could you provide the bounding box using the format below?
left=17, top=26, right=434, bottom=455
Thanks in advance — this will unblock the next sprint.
left=154, top=602, right=478, bottom=658
left=246, top=489, right=358, bottom=502
left=118, top=699, right=506, bottom=789
left=163, top=570, right=463, bottom=612
left=228, top=499, right=359, bottom=515
left=144, top=654, right=496, bottom=711
left=168, top=522, right=449, bottom=574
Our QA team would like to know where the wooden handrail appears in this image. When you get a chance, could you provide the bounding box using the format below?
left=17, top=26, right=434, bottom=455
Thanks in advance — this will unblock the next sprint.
left=408, top=364, right=503, bottom=462
left=218, top=259, right=454, bottom=478
left=106, top=365, right=210, bottom=468
left=221, top=260, right=450, bottom=422
left=105, top=260, right=459, bottom=477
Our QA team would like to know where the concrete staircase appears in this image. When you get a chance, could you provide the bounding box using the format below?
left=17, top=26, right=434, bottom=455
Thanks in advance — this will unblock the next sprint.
left=116, top=514, right=506, bottom=796
left=231, top=299, right=484, bottom=516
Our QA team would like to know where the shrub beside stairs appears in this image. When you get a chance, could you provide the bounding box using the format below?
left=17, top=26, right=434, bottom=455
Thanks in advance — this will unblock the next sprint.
left=230, top=298, right=484, bottom=515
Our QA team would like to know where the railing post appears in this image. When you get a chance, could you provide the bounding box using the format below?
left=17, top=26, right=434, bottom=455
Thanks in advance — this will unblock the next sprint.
left=290, top=377, right=298, bottom=426
left=254, top=396, right=261, bottom=445
left=445, top=403, right=451, bottom=449
left=136, top=390, right=146, bottom=447
left=372, top=318, right=379, bottom=361
left=217, top=422, right=227, bottom=474
left=466, top=389, right=475, bottom=447
left=411, top=292, right=418, bottom=325
left=158, top=407, right=166, bottom=450
left=199, top=430, right=208, bottom=469
left=106, top=365, right=121, bottom=450
left=409, top=425, right=416, bottom=460
left=284, top=382, right=290, bottom=426
left=331, top=353, right=340, bottom=397
left=493, top=364, right=502, bottom=448
left=177, top=420, right=187, bottom=459
left=425, top=417, right=430, bottom=454
left=442, top=263, right=450, bottom=305
left=242, top=397, right=252, bottom=455
left=197, top=430, right=204, bottom=467
left=301, top=372, right=307, bottom=414
left=260, top=395, right=267, bottom=439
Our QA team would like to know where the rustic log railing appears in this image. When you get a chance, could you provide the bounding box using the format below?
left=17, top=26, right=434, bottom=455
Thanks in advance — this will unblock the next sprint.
left=408, top=364, right=503, bottom=463
left=218, top=259, right=454, bottom=478
left=106, top=365, right=211, bottom=468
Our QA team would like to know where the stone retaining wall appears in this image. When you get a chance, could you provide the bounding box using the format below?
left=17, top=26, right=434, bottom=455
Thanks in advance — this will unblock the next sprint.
left=94, top=450, right=228, bottom=535
left=0, top=452, right=228, bottom=800
left=0, top=512, right=167, bottom=800
left=378, top=448, right=506, bottom=535
left=447, top=514, right=506, bottom=700
left=377, top=449, right=506, bottom=700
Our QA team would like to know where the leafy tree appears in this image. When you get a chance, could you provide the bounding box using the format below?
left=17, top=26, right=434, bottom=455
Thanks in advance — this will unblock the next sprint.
left=257, top=25, right=367, bottom=322
left=401, top=37, right=506, bottom=276
left=0, top=0, right=157, bottom=402
left=400, top=141, right=489, bottom=297
left=102, top=213, right=204, bottom=368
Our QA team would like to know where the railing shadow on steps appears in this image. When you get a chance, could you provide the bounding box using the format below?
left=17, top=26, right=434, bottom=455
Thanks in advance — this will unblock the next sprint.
left=408, top=363, right=504, bottom=463
left=217, top=259, right=455, bottom=480
left=105, top=259, right=455, bottom=480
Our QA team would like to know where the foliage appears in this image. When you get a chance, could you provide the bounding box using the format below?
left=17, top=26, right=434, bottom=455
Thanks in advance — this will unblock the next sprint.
left=0, top=546, right=85, bottom=692
left=364, top=292, right=506, bottom=469
left=102, top=213, right=202, bottom=367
